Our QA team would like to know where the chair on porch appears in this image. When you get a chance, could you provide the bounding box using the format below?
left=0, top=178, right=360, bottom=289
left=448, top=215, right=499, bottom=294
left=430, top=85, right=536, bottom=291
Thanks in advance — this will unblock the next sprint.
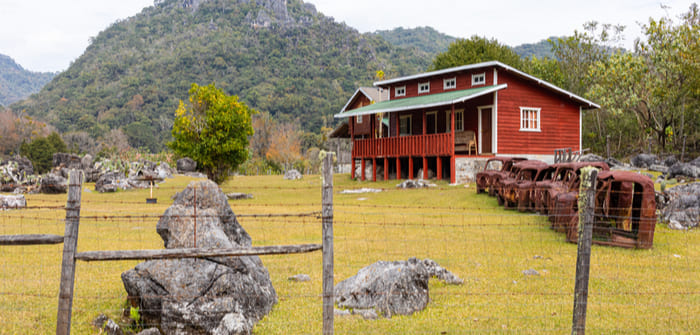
left=454, top=130, right=478, bottom=155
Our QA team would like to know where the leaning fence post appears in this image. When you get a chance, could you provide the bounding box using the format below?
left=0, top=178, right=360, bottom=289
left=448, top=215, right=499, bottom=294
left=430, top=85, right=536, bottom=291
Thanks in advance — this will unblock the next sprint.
left=321, top=152, right=335, bottom=335
left=572, top=167, right=598, bottom=335
left=56, top=169, right=84, bottom=335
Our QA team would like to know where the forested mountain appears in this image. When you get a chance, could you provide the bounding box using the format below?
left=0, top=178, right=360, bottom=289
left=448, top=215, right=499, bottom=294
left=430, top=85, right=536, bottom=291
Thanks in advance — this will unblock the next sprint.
left=373, top=26, right=456, bottom=55
left=512, top=37, right=557, bottom=59
left=0, top=54, right=55, bottom=107
left=11, top=0, right=430, bottom=152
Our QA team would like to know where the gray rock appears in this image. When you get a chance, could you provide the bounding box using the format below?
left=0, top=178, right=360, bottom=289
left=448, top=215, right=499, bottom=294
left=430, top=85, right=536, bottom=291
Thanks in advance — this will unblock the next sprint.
left=95, top=172, right=130, bottom=193
left=176, top=157, right=197, bottom=173
left=81, top=154, right=93, bottom=170
left=283, top=169, right=302, bottom=180
left=662, top=182, right=700, bottom=230
left=334, top=258, right=430, bottom=318
left=396, top=179, right=436, bottom=189
left=522, top=269, right=540, bottom=276
left=227, top=192, right=253, bottom=200
left=579, top=154, right=604, bottom=162
left=648, top=164, right=668, bottom=173
left=136, top=329, right=161, bottom=335
left=156, top=162, right=174, bottom=179
left=668, top=162, right=700, bottom=179
left=664, top=155, right=678, bottom=167
left=52, top=153, right=82, bottom=170
left=288, top=274, right=311, bottom=282
left=92, top=314, right=123, bottom=335
left=39, top=173, right=67, bottom=194
left=122, top=180, right=276, bottom=334
left=0, top=194, right=26, bottom=209
left=631, top=154, right=660, bottom=168
left=421, top=258, right=464, bottom=285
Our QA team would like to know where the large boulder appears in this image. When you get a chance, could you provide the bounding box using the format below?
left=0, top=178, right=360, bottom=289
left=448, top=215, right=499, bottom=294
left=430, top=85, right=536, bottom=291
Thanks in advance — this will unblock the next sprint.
left=95, top=172, right=130, bottom=193
left=631, top=154, right=660, bottom=168
left=662, top=182, right=700, bottom=230
left=334, top=258, right=462, bottom=318
left=156, top=162, right=175, bottom=179
left=667, top=162, right=700, bottom=179
left=283, top=169, right=302, bottom=180
left=52, top=153, right=83, bottom=170
left=39, top=173, right=67, bottom=194
left=176, top=158, right=197, bottom=173
left=121, top=180, right=277, bottom=334
left=0, top=194, right=26, bottom=209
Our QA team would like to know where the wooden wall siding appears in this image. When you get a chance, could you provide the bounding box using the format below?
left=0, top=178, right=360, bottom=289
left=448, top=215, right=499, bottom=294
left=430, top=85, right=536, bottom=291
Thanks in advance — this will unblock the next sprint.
left=496, top=71, right=580, bottom=154
left=389, top=67, right=496, bottom=99
left=351, top=95, right=372, bottom=135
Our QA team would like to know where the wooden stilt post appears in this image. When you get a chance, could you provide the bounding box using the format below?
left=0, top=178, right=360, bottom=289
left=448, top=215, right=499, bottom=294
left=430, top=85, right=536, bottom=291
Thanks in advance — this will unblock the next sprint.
left=361, top=159, right=366, bottom=181
left=437, top=157, right=443, bottom=180
left=572, top=167, right=598, bottom=335
left=322, top=153, right=335, bottom=335
left=384, top=157, right=389, bottom=181
left=409, top=157, right=414, bottom=180
left=56, top=170, right=84, bottom=335
left=372, top=158, right=377, bottom=182
left=422, top=157, right=428, bottom=179
left=396, top=157, right=401, bottom=180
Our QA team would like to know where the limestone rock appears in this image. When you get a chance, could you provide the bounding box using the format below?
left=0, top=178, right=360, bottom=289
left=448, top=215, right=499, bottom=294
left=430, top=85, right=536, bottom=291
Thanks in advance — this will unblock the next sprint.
left=176, top=157, right=197, bottom=173
left=283, top=169, right=302, bottom=180
left=39, top=173, right=67, bottom=194
left=122, top=180, right=276, bottom=334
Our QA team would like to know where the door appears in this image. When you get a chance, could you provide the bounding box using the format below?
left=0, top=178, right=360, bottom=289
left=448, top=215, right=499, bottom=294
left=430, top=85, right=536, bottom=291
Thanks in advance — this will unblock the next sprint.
left=426, top=112, right=437, bottom=134
left=479, top=106, right=493, bottom=154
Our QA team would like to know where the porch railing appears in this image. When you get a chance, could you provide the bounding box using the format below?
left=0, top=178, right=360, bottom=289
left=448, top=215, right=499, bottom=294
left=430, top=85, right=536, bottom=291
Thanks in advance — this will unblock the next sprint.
left=352, top=133, right=453, bottom=158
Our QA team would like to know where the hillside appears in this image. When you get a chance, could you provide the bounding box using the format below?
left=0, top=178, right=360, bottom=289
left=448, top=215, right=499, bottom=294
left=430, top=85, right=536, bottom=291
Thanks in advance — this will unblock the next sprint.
left=373, top=26, right=456, bottom=55
left=0, top=54, right=55, bottom=107
left=512, top=37, right=557, bottom=59
left=11, top=0, right=430, bottom=152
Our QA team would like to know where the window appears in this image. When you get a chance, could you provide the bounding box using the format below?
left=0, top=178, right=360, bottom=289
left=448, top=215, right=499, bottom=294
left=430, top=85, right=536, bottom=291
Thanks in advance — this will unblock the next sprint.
left=426, top=111, right=437, bottom=134
left=443, top=77, right=456, bottom=90
left=399, top=115, right=412, bottom=136
left=445, top=109, right=464, bottom=131
left=472, top=73, right=486, bottom=86
left=418, top=82, right=430, bottom=94
left=395, top=85, right=406, bottom=97
left=455, top=110, right=464, bottom=131
left=520, top=107, right=541, bottom=131
left=356, top=115, right=363, bottom=124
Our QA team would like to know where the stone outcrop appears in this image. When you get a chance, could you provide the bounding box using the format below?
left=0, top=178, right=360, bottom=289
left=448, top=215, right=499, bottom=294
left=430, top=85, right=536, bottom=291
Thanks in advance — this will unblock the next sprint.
left=121, top=180, right=277, bottom=334
left=662, top=182, right=700, bottom=230
left=334, top=258, right=462, bottom=318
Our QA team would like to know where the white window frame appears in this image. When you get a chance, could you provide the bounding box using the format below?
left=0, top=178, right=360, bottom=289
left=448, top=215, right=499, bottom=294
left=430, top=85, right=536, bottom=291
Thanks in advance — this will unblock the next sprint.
left=454, top=109, right=464, bottom=131
left=520, top=107, right=541, bottom=132
left=399, top=115, right=412, bottom=136
left=472, top=72, right=486, bottom=86
left=418, top=82, right=430, bottom=94
left=443, top=77, right=456, bottom=90
left=356, top=115, right=363, bottom=124
left=395, top=85, right=406, bottom=97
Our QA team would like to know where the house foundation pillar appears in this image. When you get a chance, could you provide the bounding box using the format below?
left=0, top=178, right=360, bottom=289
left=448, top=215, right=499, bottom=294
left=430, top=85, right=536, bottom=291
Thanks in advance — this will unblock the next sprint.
left=409, top=157, right=414, bottom=180
left=384, top=157, right=389, bottom=181
left=437, top=157, right=442, bottom=180
left=422, top=157, right=427, bottom=179
left=396, top=157, right=401, bottom=180
left=361, top=159, right=366, bottom=181
left=372, top=158, right=377, bottom=182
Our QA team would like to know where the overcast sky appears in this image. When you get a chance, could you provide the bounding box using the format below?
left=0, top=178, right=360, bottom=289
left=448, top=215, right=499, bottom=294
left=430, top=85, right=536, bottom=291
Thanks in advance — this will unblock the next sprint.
left=0, top=0, right=693, bottom=72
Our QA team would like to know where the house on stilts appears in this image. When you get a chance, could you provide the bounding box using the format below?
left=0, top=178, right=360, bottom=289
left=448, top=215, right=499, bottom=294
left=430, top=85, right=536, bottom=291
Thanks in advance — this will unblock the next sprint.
left=333, top=60, right=600, bottom=184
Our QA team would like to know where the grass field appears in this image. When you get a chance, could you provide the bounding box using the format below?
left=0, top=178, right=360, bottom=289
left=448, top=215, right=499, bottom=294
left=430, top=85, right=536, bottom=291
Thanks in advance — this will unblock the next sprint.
left=0, top=173, right=698, bottom=334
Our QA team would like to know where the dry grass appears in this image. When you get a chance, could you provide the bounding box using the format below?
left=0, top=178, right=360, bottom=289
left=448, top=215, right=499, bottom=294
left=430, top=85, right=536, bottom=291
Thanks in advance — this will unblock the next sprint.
left=0, top=174, right=698, bottom=334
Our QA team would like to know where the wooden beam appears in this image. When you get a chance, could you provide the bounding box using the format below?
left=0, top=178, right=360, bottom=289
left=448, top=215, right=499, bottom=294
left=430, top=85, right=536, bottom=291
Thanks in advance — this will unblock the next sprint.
left=75, top=244, right=322, bottom=262
left=57, top=170, right=84, bottom=335
left=0, top=234, right=64, bottom=245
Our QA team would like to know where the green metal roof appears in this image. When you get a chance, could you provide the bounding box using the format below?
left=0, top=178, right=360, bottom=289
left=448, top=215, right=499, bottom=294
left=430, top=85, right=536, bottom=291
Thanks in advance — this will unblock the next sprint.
left=334, top=84, right=507, bottom=118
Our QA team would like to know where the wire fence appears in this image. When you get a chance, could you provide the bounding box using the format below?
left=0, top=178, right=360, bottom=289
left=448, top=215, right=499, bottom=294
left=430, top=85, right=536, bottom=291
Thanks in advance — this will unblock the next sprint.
left=0, top=168, right=699, bottom=334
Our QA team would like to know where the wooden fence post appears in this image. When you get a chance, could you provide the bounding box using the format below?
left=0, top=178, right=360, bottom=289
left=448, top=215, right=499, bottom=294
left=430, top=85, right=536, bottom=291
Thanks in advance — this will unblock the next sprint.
left=322, top=152, right=334, bottom=335
left=56, top=170, right=84, bottom=335
left=572, top=167, right=598, bottom=335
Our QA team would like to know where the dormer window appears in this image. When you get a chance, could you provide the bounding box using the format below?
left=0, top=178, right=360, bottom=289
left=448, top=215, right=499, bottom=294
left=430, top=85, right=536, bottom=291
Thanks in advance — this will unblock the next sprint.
left=395, top=85, right=406, bottom=97
left=418, top=82, right=430, bottom=94
left=472, top=73, right=486, bottom=86
left=443, top=77, right=456, bottom=90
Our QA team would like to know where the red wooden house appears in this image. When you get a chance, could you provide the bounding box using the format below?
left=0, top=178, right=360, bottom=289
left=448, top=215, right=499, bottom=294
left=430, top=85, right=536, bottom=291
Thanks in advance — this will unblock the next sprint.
left=334, top=61, right=599, bottom=183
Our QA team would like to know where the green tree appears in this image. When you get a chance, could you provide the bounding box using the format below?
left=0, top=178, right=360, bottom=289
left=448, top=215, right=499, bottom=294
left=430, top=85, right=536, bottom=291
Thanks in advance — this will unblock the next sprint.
left=430, top=36, right=525, bottom=71
left=169, top=83, right=255, bottom=184
left=20, top=132, right=67, bottom=174
left=587, top=4, right=699, bottom=153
